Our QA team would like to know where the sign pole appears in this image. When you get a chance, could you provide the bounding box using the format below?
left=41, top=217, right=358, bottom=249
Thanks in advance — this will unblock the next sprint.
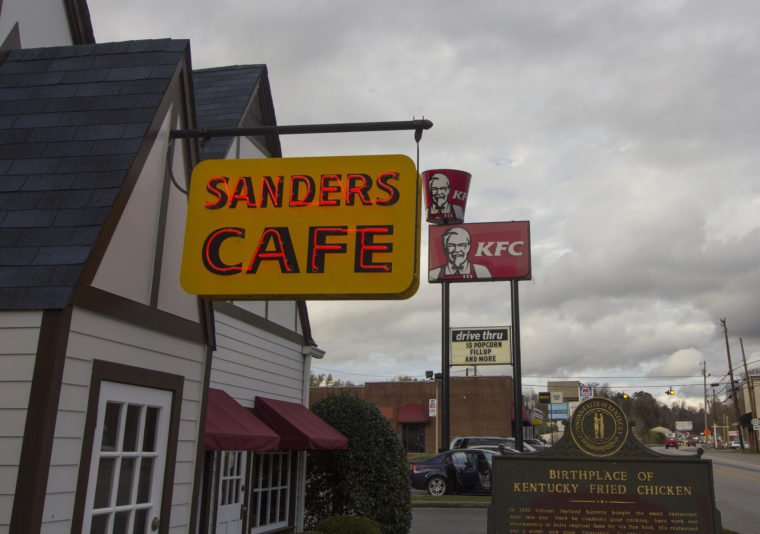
left=511, top=279, right=524, bottom=451
left=442, top=281, right=451, bottom=451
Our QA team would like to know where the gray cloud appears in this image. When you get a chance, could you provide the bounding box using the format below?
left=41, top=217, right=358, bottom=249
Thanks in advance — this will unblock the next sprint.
left=89, top=0, right=760, bottom=404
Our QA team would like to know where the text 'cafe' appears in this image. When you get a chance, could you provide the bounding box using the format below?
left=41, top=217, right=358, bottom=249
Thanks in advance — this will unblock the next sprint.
left=181, top=155, right=421, bottom=300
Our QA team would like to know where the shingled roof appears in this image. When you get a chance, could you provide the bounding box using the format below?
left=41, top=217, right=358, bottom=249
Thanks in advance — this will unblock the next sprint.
left=0, top=39, right=188, bottom=310
left=193, top=65, right=281, bottom=160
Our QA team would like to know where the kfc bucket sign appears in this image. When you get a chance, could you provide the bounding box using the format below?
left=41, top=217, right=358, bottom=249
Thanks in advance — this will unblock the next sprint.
left=428, top=221, right=531, bottom=282
left=422, top=169, right=471, bottom=224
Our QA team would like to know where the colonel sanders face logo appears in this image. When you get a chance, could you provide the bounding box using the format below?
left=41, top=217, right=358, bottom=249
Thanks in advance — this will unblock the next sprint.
left=429, top=173, right=452, bottom=211
left=444, top=227, right=471, bottom=269
left=429, top=227, right=492, bottom=281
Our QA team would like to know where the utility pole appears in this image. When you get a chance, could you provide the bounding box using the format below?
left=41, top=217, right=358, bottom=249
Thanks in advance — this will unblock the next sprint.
left=721, top=318, right=745, bottom=450
left=701, top=361, right=708, bottom=442
left=740, top=338, right=759, bottom=452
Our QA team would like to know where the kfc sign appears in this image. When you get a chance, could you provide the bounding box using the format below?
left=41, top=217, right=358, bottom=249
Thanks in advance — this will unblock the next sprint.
left=181, top=155, right=421, bottom=299
left=428, top=221, right=531, bottom=283
left=422, top=169, right=470, bottom=224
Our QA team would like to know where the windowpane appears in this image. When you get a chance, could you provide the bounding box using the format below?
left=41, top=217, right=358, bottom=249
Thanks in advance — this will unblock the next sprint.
left=102, top=403, right=121, bottom=452
left=90, top=513, right=109, bottom=534
left=123, top=405, right=141, bottom=452
left=133, top=509, right=147, bottom=534
left=261, top=455, right=270, bottom=486
left=94, top=458, right=115, bottom=509
left=113, top=510, right=130, bottom=534
left=117, top=458, right=136, bottom=505
left=250, top=452, right=290, bottom=530
left=142, top=407, right=158, bottom=452
left=279, top=488, right=288, bottom=520
left=137, top=458, right=153, bottom=503
left=258, top=491, right=269, bottom=526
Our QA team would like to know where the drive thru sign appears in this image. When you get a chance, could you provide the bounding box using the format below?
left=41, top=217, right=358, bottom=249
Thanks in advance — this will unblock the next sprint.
left=180, top=155, right=421, bottom=300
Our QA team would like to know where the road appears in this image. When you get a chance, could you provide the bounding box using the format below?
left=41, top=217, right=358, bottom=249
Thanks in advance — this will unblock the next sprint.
left=410, top=447, right=760, bottom=534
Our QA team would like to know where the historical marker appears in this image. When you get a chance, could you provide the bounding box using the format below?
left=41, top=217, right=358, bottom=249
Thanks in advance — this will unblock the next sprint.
left=487, top=397, right=722, bottom=534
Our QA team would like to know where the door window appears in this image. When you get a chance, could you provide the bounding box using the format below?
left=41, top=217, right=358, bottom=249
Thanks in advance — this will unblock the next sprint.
left=215, top=451, right=246, bottom=534
left=83, top=381, right=171, bottom=534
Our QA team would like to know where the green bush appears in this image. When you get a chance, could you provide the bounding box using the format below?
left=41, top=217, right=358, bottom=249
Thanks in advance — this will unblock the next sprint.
left=305, top=392, right=412, bottom=534
left=315, top=514, right=381, bottom=534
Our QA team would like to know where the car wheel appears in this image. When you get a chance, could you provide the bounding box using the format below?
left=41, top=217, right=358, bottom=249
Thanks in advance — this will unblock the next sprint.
left=426, top=476, right=448, bottom=496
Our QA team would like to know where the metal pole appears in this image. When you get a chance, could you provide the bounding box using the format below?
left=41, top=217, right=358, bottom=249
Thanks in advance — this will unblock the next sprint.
left=721, top=318, right=745, bottom=450
left=170, top=118, right=434, bottom=139
left=442, top=282, right=451, bottom=451
left=702, top=361, right=708, bottom=443
left=739, top=338, right=759, bottom=452
left=511, top=280, right=524, bottom=452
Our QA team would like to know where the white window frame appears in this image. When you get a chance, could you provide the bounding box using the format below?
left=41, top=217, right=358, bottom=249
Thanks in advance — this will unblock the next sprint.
left=249, top=451, right=291, bottom=533
left=82, top=381, right=171, bottom=534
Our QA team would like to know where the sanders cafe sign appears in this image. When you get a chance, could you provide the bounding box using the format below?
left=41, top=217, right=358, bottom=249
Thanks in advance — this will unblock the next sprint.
left=181, top=155, right=421, bottom=300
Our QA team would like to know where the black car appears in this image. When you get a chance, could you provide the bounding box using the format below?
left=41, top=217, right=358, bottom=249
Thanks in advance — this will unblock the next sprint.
left=410, top=449, right=496, bottom=496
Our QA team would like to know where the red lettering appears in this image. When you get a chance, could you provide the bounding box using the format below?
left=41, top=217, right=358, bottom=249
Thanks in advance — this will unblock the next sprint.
left=289, top=175, right=315, bottom=206
left=375, top=172, right=400, bottom=205
left=247, top=227, right=300, bottom=273
left=355, top=226, right=393, bottom=272
left=202, top=227, right=244, bottom=274
left=307, top=227, right=348, bottom=273
left=205, top=177, right=229, bottom=209
left=229, top=176, right=256, bottom=208
left=319, top=174, right=343, bottom=206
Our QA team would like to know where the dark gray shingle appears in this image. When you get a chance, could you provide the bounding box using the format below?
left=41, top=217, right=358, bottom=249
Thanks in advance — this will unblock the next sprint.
left=0, top=39, right=187, bottom=311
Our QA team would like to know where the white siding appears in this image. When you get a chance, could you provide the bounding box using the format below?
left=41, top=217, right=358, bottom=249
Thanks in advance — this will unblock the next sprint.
left=0, top=0, right=72, bottom=49
left=157, top=112, right=200, bottom=321
left=266, top=301, right=298, bottom=333
left=0, top=310, right=42, bottom=531
left=92, top=109, right=178, bottom=311
left=39, top=308, right=206, bottom=534
left=210, top=310, right=306, bottom=406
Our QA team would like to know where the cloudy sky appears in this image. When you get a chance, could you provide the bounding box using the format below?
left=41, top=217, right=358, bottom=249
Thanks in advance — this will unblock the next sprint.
left=89, top=0, right=760, bottom=408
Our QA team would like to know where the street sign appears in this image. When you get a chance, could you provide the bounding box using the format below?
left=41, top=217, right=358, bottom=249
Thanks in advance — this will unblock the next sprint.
left=538, top=392, right=551, bottom=404
left=550, top=391, right=563, bottom=404
left=429, top=398, right=437, bottom=417
left=548, top=402, right=568, bottom=421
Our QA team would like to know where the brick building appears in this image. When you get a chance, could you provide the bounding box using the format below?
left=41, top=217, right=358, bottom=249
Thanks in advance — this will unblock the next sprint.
left=310, top=376, right=534, bottom=454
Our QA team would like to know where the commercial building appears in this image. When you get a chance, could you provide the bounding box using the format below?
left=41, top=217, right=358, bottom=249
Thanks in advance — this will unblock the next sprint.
left=310, top=376, right=537, bottom=454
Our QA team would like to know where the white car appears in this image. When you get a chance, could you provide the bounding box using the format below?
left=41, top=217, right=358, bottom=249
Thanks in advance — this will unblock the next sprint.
left=729, top=440, right=746, bottom=449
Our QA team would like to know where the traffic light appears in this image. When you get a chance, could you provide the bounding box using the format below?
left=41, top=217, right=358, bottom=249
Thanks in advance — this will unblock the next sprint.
left=622, top=393, right=629, bottom=399
left=666, top=388, right=675, bottom=395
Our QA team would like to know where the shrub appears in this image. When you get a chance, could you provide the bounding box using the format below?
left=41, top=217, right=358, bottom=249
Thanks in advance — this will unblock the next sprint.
left=305, top=392, right=412, bottom=534
left=315, top=514, right=381, bottom=534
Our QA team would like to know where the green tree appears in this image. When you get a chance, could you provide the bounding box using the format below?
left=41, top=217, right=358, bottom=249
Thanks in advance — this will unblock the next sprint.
left=305, top=392, right=411, bottom=534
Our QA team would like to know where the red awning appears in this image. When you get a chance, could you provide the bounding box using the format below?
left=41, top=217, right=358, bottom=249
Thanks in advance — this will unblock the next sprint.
left=254, top=396, right=348, bottom=450
left=204, top=389, right=280, bottom=451
left=511, top=405, right=533, bottom=426
left=397, top=403, right=430, bottom=423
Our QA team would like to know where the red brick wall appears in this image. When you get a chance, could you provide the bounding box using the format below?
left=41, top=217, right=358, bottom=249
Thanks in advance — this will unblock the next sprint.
left=309, top=376, right=515, bottom=454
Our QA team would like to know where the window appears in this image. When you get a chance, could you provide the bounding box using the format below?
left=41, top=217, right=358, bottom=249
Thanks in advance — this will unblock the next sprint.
left=402, top=423, right=426, bottom=453
left=83, top=382, right=172, bottom=534
left=249, top=452, right=291, bottom=533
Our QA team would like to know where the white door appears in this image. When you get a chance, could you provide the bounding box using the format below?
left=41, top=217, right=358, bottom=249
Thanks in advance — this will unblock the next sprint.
left=215, top=451, right=246, bottom=534
left=83, top=381, right=172, bottom=534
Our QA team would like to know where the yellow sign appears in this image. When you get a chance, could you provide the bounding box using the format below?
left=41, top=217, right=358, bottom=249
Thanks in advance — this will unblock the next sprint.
left=180, top=155, right=420, bottom=300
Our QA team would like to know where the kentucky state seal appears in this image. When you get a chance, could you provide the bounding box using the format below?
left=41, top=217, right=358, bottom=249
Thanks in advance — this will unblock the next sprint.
left=570, top=397, right=628, bottom=457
